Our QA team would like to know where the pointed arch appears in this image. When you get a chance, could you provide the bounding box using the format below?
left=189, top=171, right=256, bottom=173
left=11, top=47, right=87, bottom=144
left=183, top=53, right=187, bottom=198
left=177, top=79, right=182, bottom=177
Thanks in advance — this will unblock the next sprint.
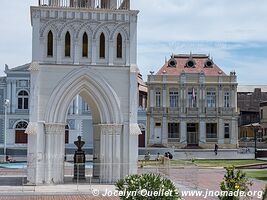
left=117, top=33, right=122, bottom=58
left=82, top=32, right=88, bottom=57
left=47, top=31, right=53, bottom=56
left=100, top=32, right=105, bottom=58
left=45, top=67, right=123, bottom=124
left=65, top=31, right=71, bottom=57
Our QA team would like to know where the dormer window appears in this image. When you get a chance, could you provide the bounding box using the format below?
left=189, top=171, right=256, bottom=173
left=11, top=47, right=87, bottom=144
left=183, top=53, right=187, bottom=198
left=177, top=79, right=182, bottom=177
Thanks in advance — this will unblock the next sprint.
left=168, top=58, right=177, bottom=68
left=205, top=59, right=214, bottom=68
left=186, top=60, right=195, bottom=68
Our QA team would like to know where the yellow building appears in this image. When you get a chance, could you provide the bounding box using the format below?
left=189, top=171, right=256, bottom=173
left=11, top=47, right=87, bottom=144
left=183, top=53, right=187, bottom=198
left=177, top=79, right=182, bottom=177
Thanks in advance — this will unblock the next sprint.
left=147, top=54, right=239, bottom=148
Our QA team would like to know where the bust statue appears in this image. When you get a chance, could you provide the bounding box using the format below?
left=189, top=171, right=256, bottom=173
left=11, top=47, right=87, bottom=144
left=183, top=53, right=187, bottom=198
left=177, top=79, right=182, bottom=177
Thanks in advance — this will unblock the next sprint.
left=74, top=136, right=85, bottom=151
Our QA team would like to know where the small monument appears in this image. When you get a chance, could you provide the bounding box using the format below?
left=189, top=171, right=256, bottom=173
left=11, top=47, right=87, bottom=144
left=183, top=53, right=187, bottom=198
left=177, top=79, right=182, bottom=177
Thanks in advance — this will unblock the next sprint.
left=73, top=136, right=86, bottom=180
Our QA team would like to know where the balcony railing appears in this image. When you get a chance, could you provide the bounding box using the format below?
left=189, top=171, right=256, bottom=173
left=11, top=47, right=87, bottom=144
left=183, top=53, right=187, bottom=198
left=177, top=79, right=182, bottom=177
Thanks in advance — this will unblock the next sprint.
left=38, top=0, right=130, bottom=10
left=167, top=107, right=179, bottom=115
left=186, top=107, right=199, bottom=115
left=205, top=107, right=217, bottom=115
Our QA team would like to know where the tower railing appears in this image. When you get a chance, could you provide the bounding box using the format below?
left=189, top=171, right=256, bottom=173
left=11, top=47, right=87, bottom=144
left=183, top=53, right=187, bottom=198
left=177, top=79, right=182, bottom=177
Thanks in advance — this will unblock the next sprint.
left=38, top=0, right=130, bottom=10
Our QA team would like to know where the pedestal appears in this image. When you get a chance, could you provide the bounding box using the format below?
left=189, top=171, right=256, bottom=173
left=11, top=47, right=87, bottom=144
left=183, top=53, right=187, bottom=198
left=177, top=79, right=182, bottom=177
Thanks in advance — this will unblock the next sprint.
left=73, top=151, right=86, bottom=180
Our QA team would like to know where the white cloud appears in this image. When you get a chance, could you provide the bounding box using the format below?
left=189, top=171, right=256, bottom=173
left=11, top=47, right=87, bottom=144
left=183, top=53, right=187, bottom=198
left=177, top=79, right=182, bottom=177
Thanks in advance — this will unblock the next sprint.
left=0, top=0, right=266, bottom=85
left=132, top=0, right=267, bottom=42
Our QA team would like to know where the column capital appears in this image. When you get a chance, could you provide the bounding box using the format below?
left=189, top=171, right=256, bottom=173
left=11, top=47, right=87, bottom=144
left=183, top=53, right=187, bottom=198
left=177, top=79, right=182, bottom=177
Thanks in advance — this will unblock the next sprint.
left=45, top=123, right=65, bottom=135
left=99, top=124, right=123, bottom=135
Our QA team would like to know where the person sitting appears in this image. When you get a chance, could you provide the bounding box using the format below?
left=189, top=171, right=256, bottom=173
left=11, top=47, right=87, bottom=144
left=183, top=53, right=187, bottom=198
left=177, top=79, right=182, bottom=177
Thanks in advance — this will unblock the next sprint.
left=168, top=152, right=173, bottom=160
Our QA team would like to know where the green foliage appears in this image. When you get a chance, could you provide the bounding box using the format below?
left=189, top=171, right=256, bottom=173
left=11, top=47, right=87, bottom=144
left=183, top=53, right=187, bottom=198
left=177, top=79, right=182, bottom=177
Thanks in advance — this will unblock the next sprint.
left=115, top=173, right=181, bottom=200
left=263, top=185, right=267, bottom=200
left=219, top=166, right=252, bottom=200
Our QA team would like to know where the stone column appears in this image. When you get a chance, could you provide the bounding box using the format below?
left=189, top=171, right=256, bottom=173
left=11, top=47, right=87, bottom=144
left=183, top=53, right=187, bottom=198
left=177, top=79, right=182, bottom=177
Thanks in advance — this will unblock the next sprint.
left=149, top=117, right=154, bottom=144
left=99, top=124, right=122, bottom=183
left=92, top=39, right=97, bottom=65
left=199, top=120, right=206, bottom=143
left=11, top=80, right=16, bottom=113
left=6, top=80, right=11, bottom=113
left=108, top=40, right=114, bottom=65
left=180, top=120, right=187, bottom=144
left=218, top=85, right=223, bottom=108
left=230, top=119, right=237, bottom=145
left=26, top=122, right=46, bottom=185
left=125, top=40, right=130, bottom=66
left=44, top=123, right=65, bottom=184
left=179, top=86, right=184, bottom=113
left=218, top=118, right=224, bottom=144
left=150, top=86, right=154, bottom=108
left=75, top=96, right=79, bottom=115
left=74, top=38, right=80, bottom=64
left=128, top=123, right=139, bottom=176
left=162, top=117, right=167, bottom=144
left=56, top=38, right=62, bottom=64
left=183, top=86, right=187, bottom=113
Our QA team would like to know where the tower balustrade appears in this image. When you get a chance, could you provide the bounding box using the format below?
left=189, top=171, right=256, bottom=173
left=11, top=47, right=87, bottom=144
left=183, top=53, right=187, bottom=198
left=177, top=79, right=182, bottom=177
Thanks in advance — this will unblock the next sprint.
left=38, top=0, right=130, bottom=10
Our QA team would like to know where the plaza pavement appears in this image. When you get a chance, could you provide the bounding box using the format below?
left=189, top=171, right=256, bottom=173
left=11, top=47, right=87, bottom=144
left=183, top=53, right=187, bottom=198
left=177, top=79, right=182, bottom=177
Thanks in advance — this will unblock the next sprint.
left=0, top=166, right=266, bottom=200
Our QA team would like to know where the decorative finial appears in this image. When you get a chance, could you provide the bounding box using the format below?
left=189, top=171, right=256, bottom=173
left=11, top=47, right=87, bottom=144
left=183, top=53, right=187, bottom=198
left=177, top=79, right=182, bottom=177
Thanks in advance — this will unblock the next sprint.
left=149, top=71, right=154, bottom=75
left=5, top=64, right=9, bottom=72
left=189, top=51, right=193, bottom=59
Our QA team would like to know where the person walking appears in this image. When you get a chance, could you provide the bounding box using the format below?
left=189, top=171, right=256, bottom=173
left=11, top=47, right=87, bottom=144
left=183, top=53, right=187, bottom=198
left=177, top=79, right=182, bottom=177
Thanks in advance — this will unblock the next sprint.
left=214, top=144, right=218, bottom=156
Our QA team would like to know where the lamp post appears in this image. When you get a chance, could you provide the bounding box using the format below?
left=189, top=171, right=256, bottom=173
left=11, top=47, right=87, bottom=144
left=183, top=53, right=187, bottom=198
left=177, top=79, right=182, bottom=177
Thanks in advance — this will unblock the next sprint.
left=4, top=99, right=9, bottom=162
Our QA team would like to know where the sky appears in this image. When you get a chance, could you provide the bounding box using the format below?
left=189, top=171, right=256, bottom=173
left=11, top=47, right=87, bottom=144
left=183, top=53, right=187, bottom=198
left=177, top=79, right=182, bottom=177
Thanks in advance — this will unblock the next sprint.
left=0, top=0, right=267, bottom=84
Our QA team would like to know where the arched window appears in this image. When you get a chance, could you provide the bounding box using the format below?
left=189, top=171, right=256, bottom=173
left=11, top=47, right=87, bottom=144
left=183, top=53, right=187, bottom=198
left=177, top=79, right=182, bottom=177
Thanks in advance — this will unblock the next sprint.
left=117, top=33, right=122, bottom=58
left=65, top=31, right=71, bottom=57
left=15, top=121, right=28, bottom=144
left=47, top=31, right=53, bottom=56
left=99, top=32, right=105, bottom=58
left=18, top=90, right=29, bottom=110
left=65, top=125, right=69, bottom=144
left=82, top=32, right=88, bottom=57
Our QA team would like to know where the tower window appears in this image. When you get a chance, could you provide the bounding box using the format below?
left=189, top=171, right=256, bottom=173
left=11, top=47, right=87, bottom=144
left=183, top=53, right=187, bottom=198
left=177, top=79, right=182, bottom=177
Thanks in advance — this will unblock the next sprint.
left=117, top=33, right=122, bottom=58
left=82, top=32, right=88, bottom=57
left=65, top=31, right=71, bottom=57
left=18, top=90, right=29, bottom=110
left=100, top=32, right=105, bottom=58
left=47, top=31, right=53, bottom=56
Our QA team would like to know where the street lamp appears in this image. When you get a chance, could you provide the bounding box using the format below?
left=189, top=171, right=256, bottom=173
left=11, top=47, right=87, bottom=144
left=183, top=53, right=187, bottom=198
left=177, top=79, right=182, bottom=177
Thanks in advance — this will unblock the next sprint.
left=4, top=99, right=9, bottom=162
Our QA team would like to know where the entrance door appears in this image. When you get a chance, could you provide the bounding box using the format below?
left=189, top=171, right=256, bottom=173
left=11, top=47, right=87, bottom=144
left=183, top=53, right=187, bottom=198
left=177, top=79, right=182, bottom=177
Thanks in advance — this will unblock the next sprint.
left=154, top=125, right=162, bottom=144
left=187, top=123, right=198, bottom=145
left=138, top=131, right=145, bottom=147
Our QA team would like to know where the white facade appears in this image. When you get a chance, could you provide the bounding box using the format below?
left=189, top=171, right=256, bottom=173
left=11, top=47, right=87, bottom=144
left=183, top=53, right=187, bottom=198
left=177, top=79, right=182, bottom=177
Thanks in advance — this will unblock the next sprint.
left=25, top=0, right=140, bottom=184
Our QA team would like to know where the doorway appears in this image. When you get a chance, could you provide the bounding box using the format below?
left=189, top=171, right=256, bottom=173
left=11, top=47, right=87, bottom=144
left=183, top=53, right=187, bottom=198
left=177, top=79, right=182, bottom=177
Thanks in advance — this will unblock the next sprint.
left=187, top=123, right=198, bottom=145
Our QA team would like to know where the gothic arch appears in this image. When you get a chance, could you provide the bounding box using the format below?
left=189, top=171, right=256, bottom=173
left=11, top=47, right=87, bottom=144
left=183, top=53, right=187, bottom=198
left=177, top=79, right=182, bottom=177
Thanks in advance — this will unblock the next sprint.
left=57, top=20, right=82, bottom=39
left=92, top=22, right=115, bottom=40
left=75, top=22, right=96, bottom=39
left=110, top=23, right=129, bottom=40
left=40, top=19, right=59, bottom=38
left=45, top=67, right=123, bottom=124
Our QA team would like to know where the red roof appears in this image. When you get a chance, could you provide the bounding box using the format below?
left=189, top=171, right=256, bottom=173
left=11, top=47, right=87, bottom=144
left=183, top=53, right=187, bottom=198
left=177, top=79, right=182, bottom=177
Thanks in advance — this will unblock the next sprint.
left=156, top=54, right=226, bottom=76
